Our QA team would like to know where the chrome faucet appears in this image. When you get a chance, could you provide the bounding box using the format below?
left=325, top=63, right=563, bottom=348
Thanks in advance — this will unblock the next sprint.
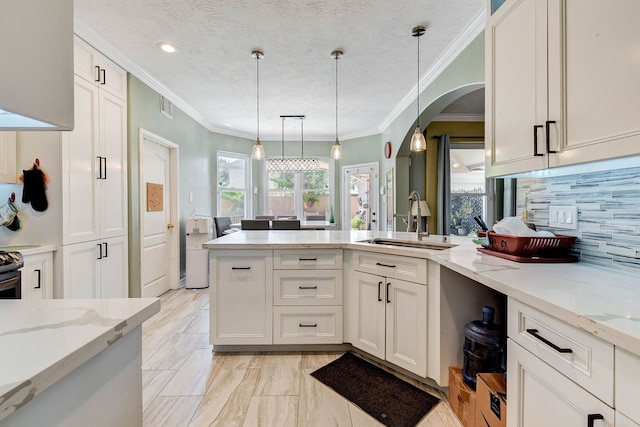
left=408, top=191, right=422, bottom=235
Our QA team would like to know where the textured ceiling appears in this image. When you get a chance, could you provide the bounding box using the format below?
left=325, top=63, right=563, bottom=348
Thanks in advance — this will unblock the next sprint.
left=74, top=0, right=485, bottom=141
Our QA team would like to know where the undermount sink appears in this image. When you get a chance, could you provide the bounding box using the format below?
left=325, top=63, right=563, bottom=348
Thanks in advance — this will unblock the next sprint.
left=360, top=238, right=456, bottom=250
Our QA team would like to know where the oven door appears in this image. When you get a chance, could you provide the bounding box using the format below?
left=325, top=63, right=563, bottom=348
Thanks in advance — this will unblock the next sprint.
left=0, top=270, right=21, bottom=299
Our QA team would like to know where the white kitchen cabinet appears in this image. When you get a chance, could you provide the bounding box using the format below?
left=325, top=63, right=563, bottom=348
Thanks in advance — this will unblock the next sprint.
left=486, top=0, right=640, bottom=177
left=61, top=236, right=128, bottom=299
left=74, top=36, right=128, bottom=101
left=272, top=249, right=343, bottom=345
left=617, top=412, right=640, bottom=427
left=351, top=267, right=427, bottom=377
left=0, top=132, right=16, bottom=183
left=209, top=250, right=273, bottom=345
left=21, top=251, right=53, bottom=299
left=507, top=339, right=614, bottom=427
left=615, top=348, right=640, bottom=425
left=61, top=75, right=127, bottom=244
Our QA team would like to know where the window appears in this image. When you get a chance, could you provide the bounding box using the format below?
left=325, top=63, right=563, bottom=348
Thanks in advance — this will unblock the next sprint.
left=264, top=158, right=333, bottom=220
left=217, top=152, right=250, bottom=222
left=449, top=146, right=491, bottom=235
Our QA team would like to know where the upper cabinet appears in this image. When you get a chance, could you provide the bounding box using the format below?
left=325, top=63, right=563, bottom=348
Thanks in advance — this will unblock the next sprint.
left=74, top=37, right=128, bottom=101
left=485, top=0, right=640, bottom=177
left=0, top=132, right=17, bottom=183
left=0, top=0, right=74, bottom=130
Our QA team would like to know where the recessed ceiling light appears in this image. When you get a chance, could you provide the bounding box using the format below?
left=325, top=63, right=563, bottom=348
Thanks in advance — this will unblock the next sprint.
left=157, top=42, right=177, bottom=53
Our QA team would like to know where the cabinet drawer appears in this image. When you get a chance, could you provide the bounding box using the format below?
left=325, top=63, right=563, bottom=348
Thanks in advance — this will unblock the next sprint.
left=274, top=270, right=342, bottom=306
left=273, top=249, right=342, bottom=270
left=616, top=348, right=640, bottom=424
left=508, top=299, right=614, bottom=406
left=273, top=306, right=342, bottom=344
left=352, top=251, right=427, bottom=284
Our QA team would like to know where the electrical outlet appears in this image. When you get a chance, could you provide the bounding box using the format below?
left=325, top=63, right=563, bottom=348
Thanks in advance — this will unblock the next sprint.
left=549, top=206, right=578, bottom=230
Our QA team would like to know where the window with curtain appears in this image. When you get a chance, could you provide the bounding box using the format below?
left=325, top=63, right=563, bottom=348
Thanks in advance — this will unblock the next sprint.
left=264, top=158, right=333, bottom=219
left=217, top=152, right=250, bottom=222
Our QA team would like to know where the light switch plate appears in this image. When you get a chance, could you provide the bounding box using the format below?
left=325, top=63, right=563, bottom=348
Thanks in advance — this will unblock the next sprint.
left=549, top=206, right=578, bottom=229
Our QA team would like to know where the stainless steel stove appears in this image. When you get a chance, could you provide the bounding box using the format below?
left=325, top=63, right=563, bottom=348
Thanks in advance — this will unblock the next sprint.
left=0, top=251, right=23, bottom=299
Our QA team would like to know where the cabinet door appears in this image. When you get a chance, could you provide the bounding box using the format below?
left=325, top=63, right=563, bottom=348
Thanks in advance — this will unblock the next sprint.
left=74, top=36, right=127, bottom=100
left=97, top=55, right=127, bottom=101
left=62, top=241, right=100, bottom=298
left=352, top=271, right=385, bottom=360
left=0, top=132, right=17, bottom=183
left=386, top=278, right=427, bottom=377
left=547, top=0, right=640, bottom=168
left=507, top=339, right=614, bottom=427
left=486, top=0, right=549, bottom=177
left=99, top=90, right=127, bottom=239
left=210, top=251, right=272, bottom=345
left=21, top=252, right=53, bottom=300
left=617, top=412, right=640, bottom=427
left=61, top=76, right=101, bottom=245
left=99, top=235, right=128, bottom=298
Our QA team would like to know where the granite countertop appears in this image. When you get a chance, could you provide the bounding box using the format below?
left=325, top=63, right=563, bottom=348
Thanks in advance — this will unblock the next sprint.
left=0, top=298, right=160, bottom=422
left=205, top=230, right=640, bottom=355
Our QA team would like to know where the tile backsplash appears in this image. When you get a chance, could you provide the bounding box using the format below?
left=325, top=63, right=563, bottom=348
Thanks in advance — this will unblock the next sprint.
left=517, top=166, right=640, bottom=273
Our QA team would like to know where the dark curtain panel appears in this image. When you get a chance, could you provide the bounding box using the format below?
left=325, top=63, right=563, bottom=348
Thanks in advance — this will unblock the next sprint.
left=437, top=134, right=451, bottom=235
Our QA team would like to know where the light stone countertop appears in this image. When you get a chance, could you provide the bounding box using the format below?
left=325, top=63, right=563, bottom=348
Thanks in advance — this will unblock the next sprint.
left=0, top=298, right=160, bottom=422
left=204, top=230, right=640, bottom=355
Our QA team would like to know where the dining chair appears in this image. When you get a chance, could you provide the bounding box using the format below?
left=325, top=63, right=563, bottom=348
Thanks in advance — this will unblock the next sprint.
left=241, top=219, right=270, bottom=230
left=271, top=219, right=301, bottom=230
left=213, top=216, right=232, bottom=238
left=256, top=215, right=275, bottom=220
left=305, top=215, right=326, bottom=221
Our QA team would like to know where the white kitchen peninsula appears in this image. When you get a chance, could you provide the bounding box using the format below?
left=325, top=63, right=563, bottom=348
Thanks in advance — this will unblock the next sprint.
left=0, top=298, right=159, bottom=426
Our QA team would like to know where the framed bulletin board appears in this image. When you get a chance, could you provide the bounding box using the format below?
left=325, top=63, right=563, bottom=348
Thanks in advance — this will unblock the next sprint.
left=146, top=182, right=163, bottom=211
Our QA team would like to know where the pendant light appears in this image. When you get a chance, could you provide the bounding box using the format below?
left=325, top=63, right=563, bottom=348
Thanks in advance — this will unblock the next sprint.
left=266, top=115, right=319, bottom=172
left=410, top=26, right=427, bottom=152
left=251, top=50, right=265, bottom=160
left=330, top=50, right=343, bottom=160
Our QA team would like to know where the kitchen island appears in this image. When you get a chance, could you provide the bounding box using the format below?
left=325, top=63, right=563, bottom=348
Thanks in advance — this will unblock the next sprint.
left=0, top=298, right=160, bottom=426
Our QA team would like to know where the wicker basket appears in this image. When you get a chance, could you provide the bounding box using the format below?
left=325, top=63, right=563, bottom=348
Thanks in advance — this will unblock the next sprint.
left=486, top=231, right=576, bottom=257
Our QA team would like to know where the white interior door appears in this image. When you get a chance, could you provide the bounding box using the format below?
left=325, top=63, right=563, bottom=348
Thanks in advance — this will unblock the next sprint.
left=342, top=163, right=379, bottom=230
left=141, top=132, right=176, bottom=297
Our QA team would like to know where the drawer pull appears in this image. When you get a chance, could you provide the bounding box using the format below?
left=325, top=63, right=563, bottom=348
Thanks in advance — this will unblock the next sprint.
left=231, top=266, right=251, bottom=270
left=386, top=282, right=391, bottom=303
left=299, top=286, right=317, bottom=290
left=376, top=262, right=396, bottom=268
left=526, top=328, right=572, bottom=353
left=587, top=414, right=604, bottom=427
left=377, top=281, right=382, bottom=302
left=299, top=323, right=317, bottom=328
left=299, top=257, right=317, bottom=261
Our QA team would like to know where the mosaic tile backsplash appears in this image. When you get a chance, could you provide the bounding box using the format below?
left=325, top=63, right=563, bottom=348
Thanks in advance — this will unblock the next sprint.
left=517, top=166, right=640, bottom=273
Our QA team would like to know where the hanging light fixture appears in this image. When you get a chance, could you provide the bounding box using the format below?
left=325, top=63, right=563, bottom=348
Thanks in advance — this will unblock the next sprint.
left=410, top=25, right=427, bottom=152
left=330, top=50, right=343, bottom=160
left=251, top=50, right=265, bottom=160
left=266, top=115, right=319, bottom=172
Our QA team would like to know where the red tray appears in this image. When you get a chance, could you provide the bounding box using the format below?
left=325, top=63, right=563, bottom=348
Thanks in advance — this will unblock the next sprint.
left=477, top=247, right=578, bottom=263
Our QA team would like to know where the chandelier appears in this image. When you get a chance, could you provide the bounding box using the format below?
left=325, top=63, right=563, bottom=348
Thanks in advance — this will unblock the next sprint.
left=266, top=115, right=319, bottom=172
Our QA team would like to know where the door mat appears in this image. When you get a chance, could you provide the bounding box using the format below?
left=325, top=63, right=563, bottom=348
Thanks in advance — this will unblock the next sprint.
left=310, top=352, right=440, bottom=427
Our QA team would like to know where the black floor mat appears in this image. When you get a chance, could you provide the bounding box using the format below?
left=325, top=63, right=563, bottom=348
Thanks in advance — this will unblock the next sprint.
left=310, top=352, right=440, bottom=427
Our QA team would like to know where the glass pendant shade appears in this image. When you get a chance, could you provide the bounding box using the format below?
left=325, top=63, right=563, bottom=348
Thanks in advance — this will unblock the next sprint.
left=252, top=138, right=265, bottom=160
left=331, top=138, right=342, bottom=160
left=410, top=127, right=427, bottom=152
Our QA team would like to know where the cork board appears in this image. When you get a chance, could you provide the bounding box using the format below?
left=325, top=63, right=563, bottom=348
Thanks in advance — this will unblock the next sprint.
left=146, top=183, right=163, bottom=211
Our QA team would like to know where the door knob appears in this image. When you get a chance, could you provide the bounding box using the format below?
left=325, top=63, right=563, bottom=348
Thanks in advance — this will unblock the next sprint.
left=167, top=223, right=174, bottom=229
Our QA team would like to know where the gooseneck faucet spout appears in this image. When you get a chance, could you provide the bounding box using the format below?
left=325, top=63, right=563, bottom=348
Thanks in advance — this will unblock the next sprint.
left=408, top=191, right=422, bottom=234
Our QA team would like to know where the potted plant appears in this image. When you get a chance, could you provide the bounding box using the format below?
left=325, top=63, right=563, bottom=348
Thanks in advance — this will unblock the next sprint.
left=461, top=201, right=474, bottom=214
left=450, top=211, right=464, bottom=227
left=351, top=215, right=365, bottom=230
left=303, top=192, right=319, bottom=209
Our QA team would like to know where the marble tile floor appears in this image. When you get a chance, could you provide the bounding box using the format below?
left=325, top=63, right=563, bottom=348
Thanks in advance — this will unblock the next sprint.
left=141, top=287, right=463, bottom=427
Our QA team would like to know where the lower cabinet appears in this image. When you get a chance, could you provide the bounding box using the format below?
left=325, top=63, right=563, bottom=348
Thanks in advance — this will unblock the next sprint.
left=60, top=236, right=128, bottom=298
left=21, top=251, right=54, bottom=299
left=209, top=250, right=273, bottom=345
left=507, top=339, right=614, bottom=426
left=351, top=270, right=427, bottom=376
left=616, top=348, right=640, bottom=426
